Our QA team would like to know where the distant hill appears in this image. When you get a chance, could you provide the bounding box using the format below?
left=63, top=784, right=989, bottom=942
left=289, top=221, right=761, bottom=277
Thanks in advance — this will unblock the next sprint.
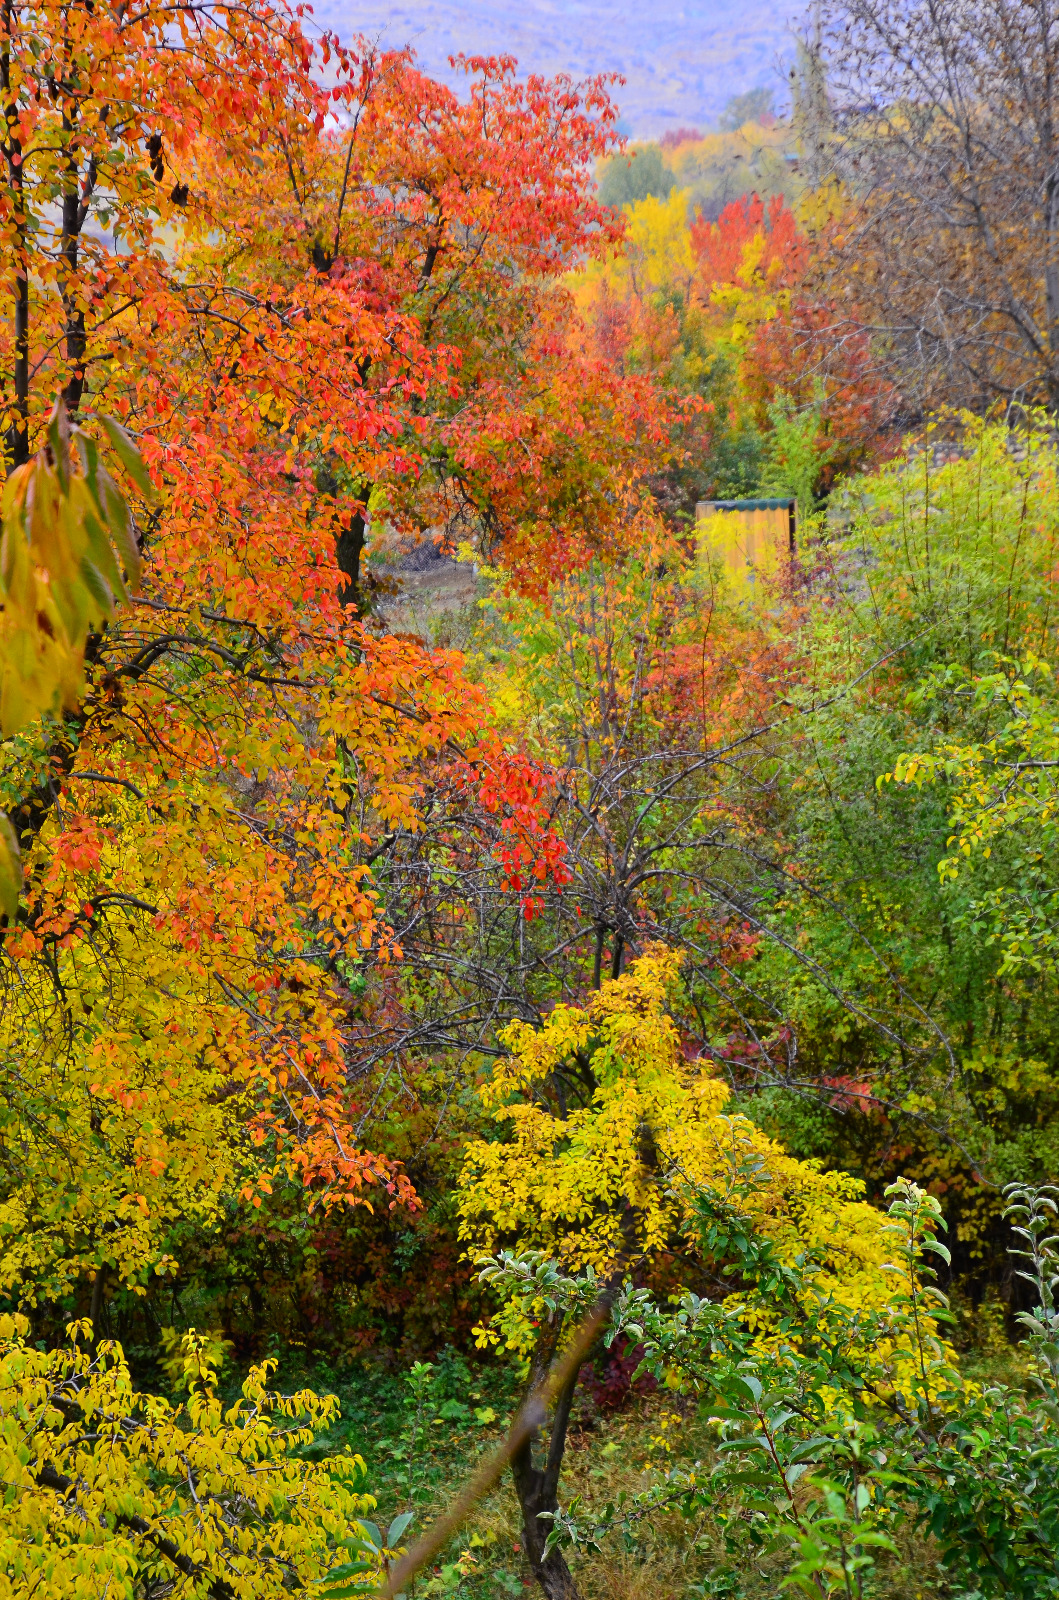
left=306, top=0, right=802, bottom=138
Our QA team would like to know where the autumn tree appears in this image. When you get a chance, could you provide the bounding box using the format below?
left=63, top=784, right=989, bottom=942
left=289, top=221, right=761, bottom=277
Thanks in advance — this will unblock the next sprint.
left=0, top=1313, right=385, bottom=1597
left=483, top=546, right=797, bottom=994
left=182, top=48, right=676, bottom=597
left=572, top=180, right=894, bottom=511
left=333, top=535, right=809, bottom=1107
left=690, top=191, right=896, bottom=487
left=810, top=0, right=1059, bottom=409
left=0, top=4, right=651, bottom=1335
left=689, top=191, right=808, bottom=402
left=457, top=949, right=933, bottom=1599
left=0, top=0, right=330, bottom=462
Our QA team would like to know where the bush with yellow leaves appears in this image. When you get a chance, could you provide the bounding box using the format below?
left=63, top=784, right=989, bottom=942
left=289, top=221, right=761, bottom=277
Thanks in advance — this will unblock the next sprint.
left=456, top=948, right=954, bottom=1598
left=458, top=948, right=912, bottom=1326
left=0, top=1314, right=378, bottom=1599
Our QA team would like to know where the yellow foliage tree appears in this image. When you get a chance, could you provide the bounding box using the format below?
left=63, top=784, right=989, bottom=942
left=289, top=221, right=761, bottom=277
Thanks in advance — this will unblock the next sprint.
left=459, top=947, right=898, bottom=1305
left=456, top=949, right=922, bottom=1600
left=0, top=1315, right=379, bottom=1598
left=0, top=628, right=495, bottom=1308
left=573, top=188, right=697, bottom=307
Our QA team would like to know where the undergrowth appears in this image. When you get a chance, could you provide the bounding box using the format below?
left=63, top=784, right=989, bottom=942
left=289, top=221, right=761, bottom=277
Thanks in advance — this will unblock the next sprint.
left=259, top=1300, right=1020, bottom=1600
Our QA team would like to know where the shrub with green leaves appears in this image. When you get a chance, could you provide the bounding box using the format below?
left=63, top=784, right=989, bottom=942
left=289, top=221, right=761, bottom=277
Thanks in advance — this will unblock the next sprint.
left=485, top=1178, right=1059, bottom=1599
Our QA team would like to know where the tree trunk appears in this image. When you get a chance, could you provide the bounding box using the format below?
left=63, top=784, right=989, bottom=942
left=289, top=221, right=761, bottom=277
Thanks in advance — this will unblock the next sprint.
left=59, top=94, right=96, bottom=420
left=3, top=0, right=28, bottom=469
left=508, top=1324, right=584, bottom=1600
left=335, top=499, right=368, bottom=608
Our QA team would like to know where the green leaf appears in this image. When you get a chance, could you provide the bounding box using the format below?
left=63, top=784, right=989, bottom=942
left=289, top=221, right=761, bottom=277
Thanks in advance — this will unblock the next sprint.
left=727, top=1373, right=763, bottom=1405
left=387, top=1510, right=414, bottom=1546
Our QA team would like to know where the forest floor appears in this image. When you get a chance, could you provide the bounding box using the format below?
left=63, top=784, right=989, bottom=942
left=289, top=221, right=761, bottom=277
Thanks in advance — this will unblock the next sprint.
left=271, top=1293, right=1021, bottom=1600
left=367, top=540, right=482, bottom=644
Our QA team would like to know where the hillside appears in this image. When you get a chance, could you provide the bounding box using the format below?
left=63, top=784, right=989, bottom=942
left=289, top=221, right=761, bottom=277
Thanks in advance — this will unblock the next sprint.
left=310, top=0, right=798, bottom=136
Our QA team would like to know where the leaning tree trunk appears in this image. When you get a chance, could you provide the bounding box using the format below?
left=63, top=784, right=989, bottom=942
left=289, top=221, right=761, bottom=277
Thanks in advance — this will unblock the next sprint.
left=509, top=1351, right=583, bottom=1600
left=506, top=1135, right=656, bottom=1595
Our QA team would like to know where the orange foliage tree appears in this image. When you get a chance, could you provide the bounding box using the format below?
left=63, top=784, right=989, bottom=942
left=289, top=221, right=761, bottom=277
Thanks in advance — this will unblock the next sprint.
left=570, top=181, right=894, bottom=502
left=690, top=190, right=808, bottom=300
left=692, top=192, right=896, bottom=479
left=180, top=46, right=676, bottom=595
left=0, top=5, right=671, bottom=1314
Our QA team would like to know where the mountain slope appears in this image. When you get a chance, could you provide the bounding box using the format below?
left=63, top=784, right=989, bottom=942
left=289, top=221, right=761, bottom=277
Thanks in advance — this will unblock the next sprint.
left=310, top=0, right=799, bottom=137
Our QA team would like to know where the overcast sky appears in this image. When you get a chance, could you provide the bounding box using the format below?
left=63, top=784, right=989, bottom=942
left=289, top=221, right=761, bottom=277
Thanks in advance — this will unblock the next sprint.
left=307, top=0, right=800, bottom=137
